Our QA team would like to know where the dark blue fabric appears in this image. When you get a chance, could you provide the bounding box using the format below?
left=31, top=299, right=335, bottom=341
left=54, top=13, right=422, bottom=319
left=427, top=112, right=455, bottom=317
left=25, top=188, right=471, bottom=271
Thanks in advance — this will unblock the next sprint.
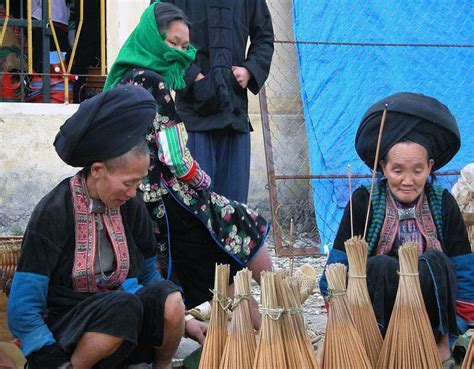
left=187, top=130, right=251, bottom=203
left=319, top=248, right=348, bottom=298
left=291, top=0, right=474, bottom=246
left=141, top=256, right=164, bottom=285
left=451, top=253, right=474, bottom=302
left=7, top=272, right=56, bottom=356
left=121, top=278, right=144, bottom=294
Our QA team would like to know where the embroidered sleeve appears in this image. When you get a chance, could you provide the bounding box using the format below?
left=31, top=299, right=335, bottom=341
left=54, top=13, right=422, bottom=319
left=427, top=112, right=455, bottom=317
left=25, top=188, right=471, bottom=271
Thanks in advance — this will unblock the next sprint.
left=121, top=68, right=211, bottom=190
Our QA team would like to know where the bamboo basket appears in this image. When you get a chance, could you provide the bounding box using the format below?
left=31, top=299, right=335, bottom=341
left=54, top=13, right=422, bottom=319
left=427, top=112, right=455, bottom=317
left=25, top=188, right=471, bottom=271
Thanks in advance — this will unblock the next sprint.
left=0, top=237, right=22, bottom=295
left=345, top=236, right=383, bottom=367
left=376, top=243, right=442, bottom=369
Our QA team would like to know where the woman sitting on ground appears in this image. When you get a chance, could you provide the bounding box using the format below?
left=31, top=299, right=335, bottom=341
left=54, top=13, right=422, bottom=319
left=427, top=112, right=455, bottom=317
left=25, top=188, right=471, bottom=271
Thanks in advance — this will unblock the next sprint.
left=320, top=92, right=473, bottom=368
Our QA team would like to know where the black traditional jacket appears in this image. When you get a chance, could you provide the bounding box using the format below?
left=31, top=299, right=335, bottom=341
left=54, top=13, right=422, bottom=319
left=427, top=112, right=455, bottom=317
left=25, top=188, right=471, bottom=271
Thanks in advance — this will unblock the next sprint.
left=163, top=0, right=274, bottom=132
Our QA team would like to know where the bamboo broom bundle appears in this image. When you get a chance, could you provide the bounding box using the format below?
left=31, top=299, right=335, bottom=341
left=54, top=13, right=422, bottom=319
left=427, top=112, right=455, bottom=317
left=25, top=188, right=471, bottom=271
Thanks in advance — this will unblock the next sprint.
left=199, top=264, right=230, bottom=369
left=253, top=271, right=287, bottom=369
left=345, top=236, right=383, bottom=367
left=461, top=332, right=473, bottom=369
left=219, top=268, right=256, bottom=369
left=376, top=243, right=442, bottom=369
left=322, top=263, right=372, bottom=369
left=283, top=275, right=320, bottom=368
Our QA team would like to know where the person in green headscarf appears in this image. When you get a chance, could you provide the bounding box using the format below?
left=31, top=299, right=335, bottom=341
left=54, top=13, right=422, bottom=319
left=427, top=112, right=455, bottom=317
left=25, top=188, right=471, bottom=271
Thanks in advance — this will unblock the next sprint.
left=104, top=2, right=273, bottom=345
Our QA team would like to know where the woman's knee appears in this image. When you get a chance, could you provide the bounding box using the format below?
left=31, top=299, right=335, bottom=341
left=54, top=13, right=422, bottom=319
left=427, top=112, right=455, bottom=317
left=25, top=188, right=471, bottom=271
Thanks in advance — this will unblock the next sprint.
left=164, top=291, right=185, bottom=323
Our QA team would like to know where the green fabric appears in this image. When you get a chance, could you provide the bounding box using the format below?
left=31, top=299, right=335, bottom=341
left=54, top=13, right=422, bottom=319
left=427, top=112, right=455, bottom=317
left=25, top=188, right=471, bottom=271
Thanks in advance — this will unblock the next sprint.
left=103, top=3, right=196, bottom=91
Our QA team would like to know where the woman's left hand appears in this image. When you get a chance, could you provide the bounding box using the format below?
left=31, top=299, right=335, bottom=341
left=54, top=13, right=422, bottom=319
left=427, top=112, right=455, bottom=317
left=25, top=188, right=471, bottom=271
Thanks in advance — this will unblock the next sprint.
left=232, top=66, right=252, bottom=89
left=185, top=317, right=208, bottom=345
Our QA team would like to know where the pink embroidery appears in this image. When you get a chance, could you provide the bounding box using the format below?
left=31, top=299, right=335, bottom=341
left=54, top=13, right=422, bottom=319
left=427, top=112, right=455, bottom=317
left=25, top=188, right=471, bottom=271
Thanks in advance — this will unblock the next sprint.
left=70, top=174, right=130, bottom=292
left=376, top=189, right=442, bottom=256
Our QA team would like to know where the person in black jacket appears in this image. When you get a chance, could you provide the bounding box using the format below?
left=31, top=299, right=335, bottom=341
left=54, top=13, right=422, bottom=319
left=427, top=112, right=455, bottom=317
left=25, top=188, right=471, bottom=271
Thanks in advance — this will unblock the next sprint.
left=160, top=0, right=274, bottom=203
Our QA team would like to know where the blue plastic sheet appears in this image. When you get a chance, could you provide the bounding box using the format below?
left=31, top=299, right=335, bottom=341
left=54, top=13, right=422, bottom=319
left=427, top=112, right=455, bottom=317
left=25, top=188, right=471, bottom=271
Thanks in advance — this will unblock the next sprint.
left=291, top=0, right=473, bottom=248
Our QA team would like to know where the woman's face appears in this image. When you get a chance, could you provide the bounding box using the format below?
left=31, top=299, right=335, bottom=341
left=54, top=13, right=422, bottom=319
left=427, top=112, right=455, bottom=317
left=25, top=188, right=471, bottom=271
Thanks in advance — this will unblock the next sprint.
left=164, top=20, right=190, bottom=51
left=380, top=142, right=434, bottom=204
left=89, top=152, right=150, bottom=209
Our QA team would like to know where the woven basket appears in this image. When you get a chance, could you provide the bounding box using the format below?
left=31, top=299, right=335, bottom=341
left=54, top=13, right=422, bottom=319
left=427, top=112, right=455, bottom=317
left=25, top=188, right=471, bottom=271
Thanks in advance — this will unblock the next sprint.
left=0, top=238, right=22, bottom=296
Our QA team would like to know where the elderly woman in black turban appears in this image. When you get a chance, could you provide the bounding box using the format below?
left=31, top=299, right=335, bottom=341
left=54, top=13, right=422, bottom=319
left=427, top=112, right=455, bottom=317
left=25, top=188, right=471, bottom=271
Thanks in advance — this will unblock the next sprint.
left=320, top=92, right=473, bottom=367
left=7, top=85, right=184, bottom=369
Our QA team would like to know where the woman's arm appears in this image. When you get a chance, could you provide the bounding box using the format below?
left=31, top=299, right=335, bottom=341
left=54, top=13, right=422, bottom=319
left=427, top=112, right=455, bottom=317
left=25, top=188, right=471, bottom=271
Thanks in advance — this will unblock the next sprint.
left=121, top=69, right=210, bottom=190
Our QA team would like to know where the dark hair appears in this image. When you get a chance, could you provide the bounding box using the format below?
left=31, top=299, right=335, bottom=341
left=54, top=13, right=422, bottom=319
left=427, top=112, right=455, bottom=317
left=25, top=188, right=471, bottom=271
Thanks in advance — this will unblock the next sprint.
left=104, top=140, right=150, bottom=172
left=380, top=139, right=437, bottom=183
left=152, top=2, right=191, bottom=34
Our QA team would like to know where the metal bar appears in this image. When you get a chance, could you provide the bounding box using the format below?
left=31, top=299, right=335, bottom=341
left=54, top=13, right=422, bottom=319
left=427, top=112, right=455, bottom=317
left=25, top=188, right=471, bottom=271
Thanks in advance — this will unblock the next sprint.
left=0, top=19, right=44, bottom=27
left=100, top=0, right=106, bottom=75
left=27, top=0, right=32, bottom=74
left=276, top=247, right=319, bottom=257
left=47, top=0, right=68, bottom=102
left=274, top=39, right=474, bottom=48
left=258, top=86, right=285, bottom=255
left=20, top=0, right=26, bottom=102
left=274, top=171, right=461, bottom=180
left=67, top=0, right=83, bottom=74
left=0, top=0, right=10, bottom=46
left=41, top=0, right=50, bottom=102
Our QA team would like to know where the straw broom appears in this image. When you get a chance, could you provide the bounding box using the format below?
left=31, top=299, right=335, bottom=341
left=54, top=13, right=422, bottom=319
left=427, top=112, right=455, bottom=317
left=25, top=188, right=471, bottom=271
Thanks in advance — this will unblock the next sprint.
left=219, top=268, right=256, bottom=369
left=461, top=332, right=473, bottom=369
left=199, top=264, right=230, bottom=369
left=376, top=243, right=442, bottom=369
left=345, top=236, right=383, bottom=367
left=283, top=275, right=320, bottom=368
left=322, top=263, right=372, bottom=369
left=253, top=271, right=287, bottom=369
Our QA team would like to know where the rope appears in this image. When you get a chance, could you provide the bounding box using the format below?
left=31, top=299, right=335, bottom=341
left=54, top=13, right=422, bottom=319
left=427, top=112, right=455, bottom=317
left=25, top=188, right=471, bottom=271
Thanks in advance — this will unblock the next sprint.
left=328, top=288, right=347, bottom=304
left=348, top=273, right=367, bottom=279
left=259, top=306, right=285, bottom=320
left=397, top=271, right=419, bottom=277
left=209, top=289, right=232, bottom=311
left=231, top=292, right=252, bottom=310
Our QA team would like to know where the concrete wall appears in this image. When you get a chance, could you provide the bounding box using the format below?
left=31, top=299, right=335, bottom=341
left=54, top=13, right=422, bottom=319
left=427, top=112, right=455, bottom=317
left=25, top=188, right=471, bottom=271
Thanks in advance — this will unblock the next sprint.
left=0, top=104, right=78, bottom=235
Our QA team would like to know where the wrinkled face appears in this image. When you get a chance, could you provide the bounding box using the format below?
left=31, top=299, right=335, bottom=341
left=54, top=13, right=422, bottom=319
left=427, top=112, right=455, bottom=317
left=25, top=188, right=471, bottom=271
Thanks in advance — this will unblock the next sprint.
left=89, top=152, right=150, bottom=209
left=164, top=20, right=190, bottom=51
left=380, top=142, right=434, bottom=204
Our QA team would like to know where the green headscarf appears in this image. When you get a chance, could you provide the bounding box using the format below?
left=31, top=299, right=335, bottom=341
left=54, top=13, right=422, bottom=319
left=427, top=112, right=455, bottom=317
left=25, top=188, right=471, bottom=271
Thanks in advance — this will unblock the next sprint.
left=103, top=2, right=196, bottom=91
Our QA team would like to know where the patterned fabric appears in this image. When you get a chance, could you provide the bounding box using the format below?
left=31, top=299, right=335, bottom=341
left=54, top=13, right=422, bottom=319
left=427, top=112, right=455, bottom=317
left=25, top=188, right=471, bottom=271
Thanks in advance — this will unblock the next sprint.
left=160, top=176, right=268, bottom=265
left=120, top=68, right=267, bottom=266
left=375, top=188, right=442, bottom=255
left=121, top=68, right=211, bottom=196
left=366, top=180, right=444, bottom=255
left=69, top=173, right=130, bottom=292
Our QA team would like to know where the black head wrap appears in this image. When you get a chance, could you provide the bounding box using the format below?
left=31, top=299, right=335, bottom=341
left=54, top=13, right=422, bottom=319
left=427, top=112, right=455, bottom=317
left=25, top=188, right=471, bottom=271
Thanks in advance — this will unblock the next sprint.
left=355, top=92, right=460, bottom=171
left=54, top=85, right=156, bottom=167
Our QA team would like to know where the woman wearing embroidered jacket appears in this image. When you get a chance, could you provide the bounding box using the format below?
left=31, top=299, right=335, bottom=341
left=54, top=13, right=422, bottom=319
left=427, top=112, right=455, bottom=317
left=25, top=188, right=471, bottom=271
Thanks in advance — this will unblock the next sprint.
left=104, top=2, right=272, bottom=339
left=8, top=86, right=184, bottom=369
left=320, top=92, right=473, bottom=368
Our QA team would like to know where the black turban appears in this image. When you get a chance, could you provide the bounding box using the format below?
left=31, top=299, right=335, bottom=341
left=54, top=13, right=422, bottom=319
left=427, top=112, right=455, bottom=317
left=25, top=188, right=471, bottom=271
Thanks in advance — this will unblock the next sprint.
left=54, top=85, right=156, bottom=167
left=355, top=92, right=460, bottom=171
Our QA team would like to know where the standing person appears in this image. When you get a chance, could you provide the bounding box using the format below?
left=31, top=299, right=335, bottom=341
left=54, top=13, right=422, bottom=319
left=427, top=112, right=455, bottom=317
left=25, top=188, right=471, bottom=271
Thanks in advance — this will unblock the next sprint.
left=8, top=85, right=184, bottom=369
left=159, top=0, right=274, bottom=203
left=104, top=2, right=272, bottom=338
left=320, top=92, right=473, bottom=368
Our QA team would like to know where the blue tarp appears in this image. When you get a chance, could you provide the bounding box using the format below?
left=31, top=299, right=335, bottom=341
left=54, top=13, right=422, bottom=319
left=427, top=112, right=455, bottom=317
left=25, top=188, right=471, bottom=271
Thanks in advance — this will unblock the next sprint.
left=291, top=0, right=473, bottom=248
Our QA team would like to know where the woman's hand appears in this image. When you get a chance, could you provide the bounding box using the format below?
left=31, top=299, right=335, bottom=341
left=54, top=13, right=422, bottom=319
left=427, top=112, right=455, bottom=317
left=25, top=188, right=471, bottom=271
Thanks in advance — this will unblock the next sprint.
left=185, top=317, right=208, bottom=345
left=232, top=66, right=252, bottom=89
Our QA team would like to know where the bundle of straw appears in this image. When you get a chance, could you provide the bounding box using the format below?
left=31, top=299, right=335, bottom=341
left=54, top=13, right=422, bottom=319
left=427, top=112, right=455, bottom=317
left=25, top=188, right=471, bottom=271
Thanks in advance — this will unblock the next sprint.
left=253, top=271, right=287, bottom=369
left=219, top=268, right=256, bottom=369
left=461, top=333, right=473, bottom=369
left=282, top=275, right=320, bottom=368
left=322, top=263, right=372, bottom=369
left=376, top=243, right=442, bottom=369
left=199, top=264, right=230, bottom=369
left=345, top=236, right=383, bottom=367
